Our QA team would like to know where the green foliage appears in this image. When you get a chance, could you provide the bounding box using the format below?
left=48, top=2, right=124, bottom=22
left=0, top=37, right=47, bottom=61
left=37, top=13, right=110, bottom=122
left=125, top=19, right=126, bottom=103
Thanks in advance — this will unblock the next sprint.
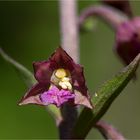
left=0, top=48, right=36, bottom=87
left=80, top=17, right=98, bottom=32
left=0, top=47, right=62, bottom=124
left=72, top=54, right=140, bottom=139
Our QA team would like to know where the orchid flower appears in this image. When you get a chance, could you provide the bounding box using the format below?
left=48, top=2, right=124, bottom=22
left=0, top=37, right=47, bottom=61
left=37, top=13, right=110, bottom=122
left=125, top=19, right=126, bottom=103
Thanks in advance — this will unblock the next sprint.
left=19, top=47, right=92, bottom=109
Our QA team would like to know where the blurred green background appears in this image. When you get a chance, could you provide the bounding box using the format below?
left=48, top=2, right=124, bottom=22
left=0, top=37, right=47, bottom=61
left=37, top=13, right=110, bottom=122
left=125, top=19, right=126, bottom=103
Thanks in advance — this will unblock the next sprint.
left=0, top=1, right=140, bottom=139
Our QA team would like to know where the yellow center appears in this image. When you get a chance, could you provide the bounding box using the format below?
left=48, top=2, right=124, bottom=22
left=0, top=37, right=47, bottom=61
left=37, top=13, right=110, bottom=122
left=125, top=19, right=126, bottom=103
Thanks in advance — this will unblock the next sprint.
left=55, top=68, right=67, bottom=79
left=53, top=68, right=72, bottom=90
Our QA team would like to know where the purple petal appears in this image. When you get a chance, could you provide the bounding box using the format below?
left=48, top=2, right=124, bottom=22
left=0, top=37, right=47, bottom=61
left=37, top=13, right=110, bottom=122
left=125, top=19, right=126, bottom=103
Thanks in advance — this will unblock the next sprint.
left=57, top=90, right=75, bottom=106
left=19, top=83, right=48, bottom=105
left=19, top=47, right=92, bottom=108
left=132, top=17, right=140, bottom=28
left=50, top=47, right=74, bottom=69
left=40, top=85, right=75, bottom=107
left=40, top=92, right=57, bottom=106
left=40, top=86, right=59, bottom=106
left=74, top=89, right=93, bottom=109
left=71, top=64, right=93, bottom=108
left=33, top=60, right=57, bottom=84
left=50, top=48, right=92, bottom=108
left=33, top=47, right=75, bottom=84
left=59, top=89, right=75, bottom=100
left=116, top=18, right=140, bottom=65
left=116, top=21, right=135, bottom=42
left=52, top=48, right=90, bottom=101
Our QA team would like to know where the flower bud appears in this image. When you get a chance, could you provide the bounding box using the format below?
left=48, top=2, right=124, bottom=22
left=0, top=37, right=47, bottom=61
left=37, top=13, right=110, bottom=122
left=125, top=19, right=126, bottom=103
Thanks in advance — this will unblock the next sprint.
left=116, top=17, right=140, bottom=65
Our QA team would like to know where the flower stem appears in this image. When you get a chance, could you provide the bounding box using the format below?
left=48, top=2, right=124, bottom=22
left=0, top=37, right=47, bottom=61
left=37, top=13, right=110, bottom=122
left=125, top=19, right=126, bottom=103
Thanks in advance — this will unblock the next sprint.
left=102, top=0, right=133, bottom=17
left=95, top=120, right=125, bottom=140
left=59, top=0, right=79, bottom=63
left=59, top=0, right=79, bottom=139
left=79, top=5, right=129, bottom=31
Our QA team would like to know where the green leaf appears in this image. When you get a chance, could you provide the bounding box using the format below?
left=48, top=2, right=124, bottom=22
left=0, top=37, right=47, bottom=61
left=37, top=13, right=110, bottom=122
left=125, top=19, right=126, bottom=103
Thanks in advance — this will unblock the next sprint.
left=72, top=54, right=140, bottom=139
left=0, top=48, right=36, bottom=87
left=0, top=47, right=62, bottom=123
left=80, top=17, right=98, bottom=32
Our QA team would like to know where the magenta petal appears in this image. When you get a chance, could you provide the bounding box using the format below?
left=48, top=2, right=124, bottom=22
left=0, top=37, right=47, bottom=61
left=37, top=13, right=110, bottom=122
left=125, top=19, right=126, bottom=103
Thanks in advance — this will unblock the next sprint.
left=58, top=90, right=75, bottom=105
left=74, top=89, right=92, bottom=109
left=40, top=86, right=59, bottom=106
left=33, top=47, right=74, bottom=83
left=19, top=47, right=92, bottom=108
left=59, top=89, right=75, bottom=97
left=40, top=92, right=58, bottom=106
left=50, top=47, right=73, bottom=69
left=19, top=83, right=47, bottom=105
left=51, top=48, right=90, bottom=102
left=40, top=86, right=75, bottom=107
left=33, top=60, right=57, bottom=84
left=116, top=18, right=140, bottom=65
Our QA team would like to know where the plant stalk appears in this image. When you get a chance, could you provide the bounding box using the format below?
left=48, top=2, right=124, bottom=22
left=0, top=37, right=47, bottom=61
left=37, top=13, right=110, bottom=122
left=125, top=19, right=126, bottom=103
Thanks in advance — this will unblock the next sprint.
left=59, top=0, right=79, bottom=139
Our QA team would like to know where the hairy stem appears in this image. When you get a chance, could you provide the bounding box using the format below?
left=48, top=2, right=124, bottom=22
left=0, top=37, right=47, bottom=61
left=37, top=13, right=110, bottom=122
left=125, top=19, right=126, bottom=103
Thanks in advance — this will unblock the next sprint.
left=102, top=0, right=133, bottom=17
left=59, top=0, right=79, bottom=139
left=59, top=0, right=79, bottom=63
left=79, top=5, right=129, bottom=30
left=95, top=120, right=125, bottom=140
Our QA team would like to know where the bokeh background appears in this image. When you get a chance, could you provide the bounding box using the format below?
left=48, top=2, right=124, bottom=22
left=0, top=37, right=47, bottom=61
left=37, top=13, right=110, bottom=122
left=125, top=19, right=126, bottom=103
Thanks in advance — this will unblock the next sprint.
left=0, top=1, right=140, bottom=139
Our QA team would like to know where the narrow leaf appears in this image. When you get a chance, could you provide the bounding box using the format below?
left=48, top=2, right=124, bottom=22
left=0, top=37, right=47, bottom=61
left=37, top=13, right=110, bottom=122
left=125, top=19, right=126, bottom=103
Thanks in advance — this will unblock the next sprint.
left=0, top=48, right=36, bottom=87
left=95, top=120, right=125, bottom=140
left=0, top=47, right=62, bottom=123
left=72, top=54, right=140, bottom=139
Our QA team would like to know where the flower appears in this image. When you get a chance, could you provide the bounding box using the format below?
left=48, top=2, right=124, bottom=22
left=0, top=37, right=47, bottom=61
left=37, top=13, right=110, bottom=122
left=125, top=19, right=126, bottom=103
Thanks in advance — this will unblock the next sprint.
left=19, top=47, right=92, bottom=109
left=115, top=17, right=140, bottom=65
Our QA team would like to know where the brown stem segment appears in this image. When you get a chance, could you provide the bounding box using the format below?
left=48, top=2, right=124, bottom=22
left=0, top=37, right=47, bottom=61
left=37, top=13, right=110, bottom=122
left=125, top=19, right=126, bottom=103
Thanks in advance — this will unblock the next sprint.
left=58, top=104, right=78, bottom=139
left=79, top=5, right=129, bottom=30
left=95, top=120, right=125, bottom=140
left=102, top=0, right=133, bottom=17
left=59, top=0, right=79, bottom=139
left=59, top=0, right=79, bottom=63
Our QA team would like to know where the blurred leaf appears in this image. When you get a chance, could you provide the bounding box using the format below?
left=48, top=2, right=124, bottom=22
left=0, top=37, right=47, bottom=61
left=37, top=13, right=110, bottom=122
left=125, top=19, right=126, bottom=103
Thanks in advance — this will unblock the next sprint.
left=95, top=120, right=125, bottom=140
left=80, top=17, right=98, bottom=32
left=72, top=54, right=140, bottom=139
left=0, top=47, right=36, bottom=87
left=0, top=47, right=62, bottom=123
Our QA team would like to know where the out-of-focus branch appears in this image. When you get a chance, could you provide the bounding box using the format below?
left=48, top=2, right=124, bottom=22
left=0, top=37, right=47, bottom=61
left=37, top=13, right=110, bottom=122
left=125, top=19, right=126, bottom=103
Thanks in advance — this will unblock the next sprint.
left=59, top=0, right=79, bottom=139
left=59, top=0, right=79, bottom=63
left=95, top=120, right=125, bottom=140
left=102, top=0, right=133, bottom=17
left=79, top=5, right=129, bottom=30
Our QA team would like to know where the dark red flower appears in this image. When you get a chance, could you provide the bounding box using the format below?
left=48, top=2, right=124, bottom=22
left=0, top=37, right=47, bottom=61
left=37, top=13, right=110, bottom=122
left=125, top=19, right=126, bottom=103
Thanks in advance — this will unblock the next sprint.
left=116, top=17, right=140, bottom=65
left=19, top=47, right=92, bottom=109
